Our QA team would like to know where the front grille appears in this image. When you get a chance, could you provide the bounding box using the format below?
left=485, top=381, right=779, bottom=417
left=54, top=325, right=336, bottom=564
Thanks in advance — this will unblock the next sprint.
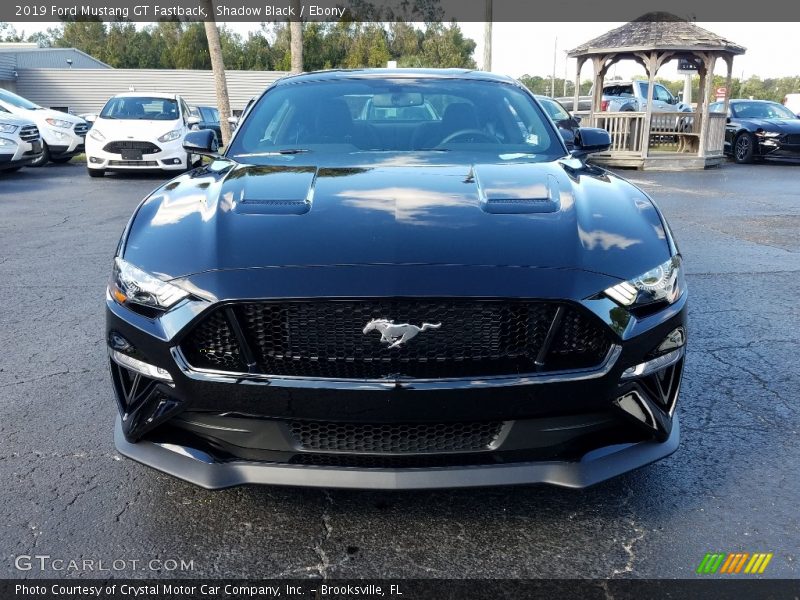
left=289, top=452, right=498, bottom=469
left=108, top=160, right=159, bottom=167
left=288, top=421, right=504, bottom=454
left=74, top=122, right=89, bottom=137
left=103, top=141, right=161, bottom=154
left=181, top=299, right=613, bottom=379
left=19, top=125, right=40, bottom=142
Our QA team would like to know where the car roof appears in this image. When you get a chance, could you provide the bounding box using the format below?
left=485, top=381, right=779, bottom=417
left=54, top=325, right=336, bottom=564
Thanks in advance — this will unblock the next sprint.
left=111, top=92, right=179, bottom=100
left=273, top=68, right=518, bottom=86
left=728, top=99, right=779, bottom=104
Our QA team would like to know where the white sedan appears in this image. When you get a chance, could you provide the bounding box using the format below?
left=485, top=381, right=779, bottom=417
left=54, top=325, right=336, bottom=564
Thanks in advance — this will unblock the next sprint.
left=85, top=92, right=198, bottom=177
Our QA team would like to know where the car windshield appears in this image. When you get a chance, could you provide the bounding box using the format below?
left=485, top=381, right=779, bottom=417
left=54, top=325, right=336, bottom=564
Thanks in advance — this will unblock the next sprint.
left=732, top=102, right=797, bottom=120
left=0, top=89, right=41, bottom=110
left=538, top=97, right=570, bottom=121
left=100, top=97, right=179, bottom=121
left=228, top=78, right=564, bottom=161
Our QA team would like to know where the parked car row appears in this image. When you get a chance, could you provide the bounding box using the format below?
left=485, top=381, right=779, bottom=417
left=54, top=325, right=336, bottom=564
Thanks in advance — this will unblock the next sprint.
left=0, top=88, right=88, bottom=173
left=710, top=99, right=800, bottom=163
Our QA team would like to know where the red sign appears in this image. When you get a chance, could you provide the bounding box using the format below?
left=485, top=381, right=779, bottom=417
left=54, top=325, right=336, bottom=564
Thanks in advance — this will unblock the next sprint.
left=715, top=86, right=727, bottom=100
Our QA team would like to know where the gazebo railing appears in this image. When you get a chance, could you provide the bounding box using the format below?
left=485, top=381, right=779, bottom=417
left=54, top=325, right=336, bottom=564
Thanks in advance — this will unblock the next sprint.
left=574, top=110, right=727, bottom=157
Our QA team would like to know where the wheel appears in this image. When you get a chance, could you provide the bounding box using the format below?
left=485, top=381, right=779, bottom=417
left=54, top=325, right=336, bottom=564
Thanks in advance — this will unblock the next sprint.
left=733, top=132, right=755, bottom=164
left=28, top=143, right=50, bottom=168
left=50, top=155, right=72, bottom=164
left=87, top=168, right=105, bottom=178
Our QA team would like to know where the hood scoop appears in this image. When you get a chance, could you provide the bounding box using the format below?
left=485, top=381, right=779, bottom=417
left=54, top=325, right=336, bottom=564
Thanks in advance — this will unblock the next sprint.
left=232, top=166, right=316, bottom=215
left=473, top=164, right=560, bottom=214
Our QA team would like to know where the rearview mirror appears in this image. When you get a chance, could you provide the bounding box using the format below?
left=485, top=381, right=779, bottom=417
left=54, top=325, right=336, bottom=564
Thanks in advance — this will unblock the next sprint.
left=571, top=127, right=611, bottom=159
left=183, top=129, right=220, bottom=157
left=372, top=93, right=424, bottom=108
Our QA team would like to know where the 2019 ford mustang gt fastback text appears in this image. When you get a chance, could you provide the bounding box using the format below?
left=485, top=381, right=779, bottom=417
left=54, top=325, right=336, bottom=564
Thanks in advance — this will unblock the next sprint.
left=107, top=69, right=687, bottom=490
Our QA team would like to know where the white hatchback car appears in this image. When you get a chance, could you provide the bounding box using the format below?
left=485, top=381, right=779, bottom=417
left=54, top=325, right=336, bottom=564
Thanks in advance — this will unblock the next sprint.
left=86, top=93, right=198, bottom=177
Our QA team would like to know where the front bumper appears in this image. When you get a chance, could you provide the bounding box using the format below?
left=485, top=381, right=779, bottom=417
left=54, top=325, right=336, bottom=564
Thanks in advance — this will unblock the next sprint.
left=106, top=283, right=688, bottom=489
left=115, top=413, right=680, bottom=490
left=0, top=137, right=42, bottom=169
left=86, top=138, right=187, bottom=171
left=41, top=127, right=84, bottom=156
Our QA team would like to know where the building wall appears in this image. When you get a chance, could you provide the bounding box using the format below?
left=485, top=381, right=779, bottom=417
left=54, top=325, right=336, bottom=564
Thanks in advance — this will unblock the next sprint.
left=0, top=52, right=15, bottom=82
left=15, top=68, right=288, bottom=115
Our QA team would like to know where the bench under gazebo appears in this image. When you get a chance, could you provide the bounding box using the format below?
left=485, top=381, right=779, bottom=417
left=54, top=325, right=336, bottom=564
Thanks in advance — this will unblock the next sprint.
left=568, top=14, right=745, bottom=170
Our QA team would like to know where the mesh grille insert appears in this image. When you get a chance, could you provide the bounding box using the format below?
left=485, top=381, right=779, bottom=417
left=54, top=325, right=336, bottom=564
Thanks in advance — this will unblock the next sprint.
left=181, top=299, right=613, bottom=379
left=288, top=421, right=505, bottom=454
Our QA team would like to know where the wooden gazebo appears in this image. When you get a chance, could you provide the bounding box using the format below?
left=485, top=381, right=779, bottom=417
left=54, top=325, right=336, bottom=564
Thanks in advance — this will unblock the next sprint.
left=568, top=14, right=745, bottom=169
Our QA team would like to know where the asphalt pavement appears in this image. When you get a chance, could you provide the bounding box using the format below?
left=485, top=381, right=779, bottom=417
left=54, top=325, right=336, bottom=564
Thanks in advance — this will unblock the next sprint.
left=0, top=160, right=797, bottom=579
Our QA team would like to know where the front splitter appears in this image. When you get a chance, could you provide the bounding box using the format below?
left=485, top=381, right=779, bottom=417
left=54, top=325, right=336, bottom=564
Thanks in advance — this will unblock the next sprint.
left=114, top=415, right=680, bottom=490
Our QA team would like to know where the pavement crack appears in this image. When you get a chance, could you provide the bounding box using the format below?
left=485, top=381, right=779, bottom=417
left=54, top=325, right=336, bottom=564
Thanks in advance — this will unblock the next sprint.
left=311, top=490, right=335, bottom=579
left=610, top=486, right=647, bottom=578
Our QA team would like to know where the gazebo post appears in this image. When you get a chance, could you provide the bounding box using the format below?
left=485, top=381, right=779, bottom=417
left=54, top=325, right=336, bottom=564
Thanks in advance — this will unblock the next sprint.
left=723, top=55, right=733, bottom=115
left=640, top=51, right=657, bottom=157
left=573, top=57, right=584, bottom=113
left=698, top=53, right=716, bottom=159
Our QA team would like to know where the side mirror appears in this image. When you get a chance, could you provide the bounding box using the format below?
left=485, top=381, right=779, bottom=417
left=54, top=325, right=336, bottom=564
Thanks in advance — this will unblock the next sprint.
left=83, top=114, right=97, bottom=123
left=227, top=115, right=239, bottom=130
left=558, top=126, right=575, bottom=151
left=183, top=129, right=220, bottom=157
left=571, top=127, right=611, bottom=159
left=573, top=115, right=582, bottom=124
left=726, top=117, right=731, bottom=124
left=187, top=115, right=200, bottom=128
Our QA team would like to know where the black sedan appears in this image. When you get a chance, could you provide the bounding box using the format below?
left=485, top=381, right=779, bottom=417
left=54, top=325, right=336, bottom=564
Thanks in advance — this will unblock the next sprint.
left=188, top=105, right=222, bottom=143
left=710, top=99, right=800, bottom=163
left=536, top=95, right=581, bottom=149
left=107, top=69, right=687, bottom=490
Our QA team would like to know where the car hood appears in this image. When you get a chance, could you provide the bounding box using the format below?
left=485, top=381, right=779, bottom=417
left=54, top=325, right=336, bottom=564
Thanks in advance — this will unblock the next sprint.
left=743, top=118, right=800, bottom=132
left=122, top=159, right=671, bottom=287
left=93, top=117, right=182, bottom=140
left=0, top=111, right=36, bottom=128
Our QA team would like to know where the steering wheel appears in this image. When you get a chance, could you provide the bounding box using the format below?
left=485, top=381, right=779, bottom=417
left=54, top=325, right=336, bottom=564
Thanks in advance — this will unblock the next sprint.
left=438, top=129, right=497, bottom=145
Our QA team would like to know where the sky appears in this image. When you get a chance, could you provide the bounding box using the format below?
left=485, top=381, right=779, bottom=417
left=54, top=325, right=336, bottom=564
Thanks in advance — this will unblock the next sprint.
left=9, top=21, right=798, bottom=81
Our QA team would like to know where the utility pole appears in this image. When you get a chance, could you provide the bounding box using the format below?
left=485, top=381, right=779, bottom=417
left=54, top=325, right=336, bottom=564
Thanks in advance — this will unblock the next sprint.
left=563, top=51, right=568, bottom=97
left=483, top=0, right=492, bottom=71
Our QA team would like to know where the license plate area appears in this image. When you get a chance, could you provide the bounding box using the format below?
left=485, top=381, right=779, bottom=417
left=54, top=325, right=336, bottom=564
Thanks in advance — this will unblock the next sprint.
left=121, top=149, right=143, bottom=161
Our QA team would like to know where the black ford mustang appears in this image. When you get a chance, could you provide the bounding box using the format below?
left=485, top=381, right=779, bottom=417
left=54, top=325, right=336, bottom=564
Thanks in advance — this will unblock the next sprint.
left=107, top=69, right=687, bottom=489
left=710, top=99, right=800, bottom=163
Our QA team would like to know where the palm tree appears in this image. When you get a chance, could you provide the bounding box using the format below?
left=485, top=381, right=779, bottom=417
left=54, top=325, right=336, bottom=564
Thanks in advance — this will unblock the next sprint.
left=290, top=0, right=303, bottom=73
left=200, top=0, right=233, bottom=146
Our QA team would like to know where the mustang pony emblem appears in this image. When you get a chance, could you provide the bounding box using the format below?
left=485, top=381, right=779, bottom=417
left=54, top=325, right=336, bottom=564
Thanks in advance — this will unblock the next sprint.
left=363, top=319, right=441, bottom=349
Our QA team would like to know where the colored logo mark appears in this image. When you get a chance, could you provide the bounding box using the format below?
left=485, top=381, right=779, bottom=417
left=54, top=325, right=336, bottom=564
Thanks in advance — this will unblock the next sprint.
left=697, top=552, right=773, bottom=575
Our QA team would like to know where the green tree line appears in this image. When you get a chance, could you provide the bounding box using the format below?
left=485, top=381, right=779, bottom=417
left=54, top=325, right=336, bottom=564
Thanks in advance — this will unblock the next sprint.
left=0, top=21, right=475, bottom=71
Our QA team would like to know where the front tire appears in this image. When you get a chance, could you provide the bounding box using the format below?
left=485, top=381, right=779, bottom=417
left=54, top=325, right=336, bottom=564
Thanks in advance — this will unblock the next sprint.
left=734, top=132, right=755, bottom=164
left=87, top=168, right=105, bottom=178
left=28, top=143, right=50, bottom=168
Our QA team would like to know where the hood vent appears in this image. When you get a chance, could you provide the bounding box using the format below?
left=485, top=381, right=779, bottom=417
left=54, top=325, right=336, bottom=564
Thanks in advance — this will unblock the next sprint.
left=233, top=166, right=316, bottom=215
left=473, top=165, right=561, bottom=214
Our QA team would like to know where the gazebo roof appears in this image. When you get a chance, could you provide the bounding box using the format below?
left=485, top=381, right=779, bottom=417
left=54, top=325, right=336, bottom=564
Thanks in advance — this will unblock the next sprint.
left=568, top=13, right=746, bottom=57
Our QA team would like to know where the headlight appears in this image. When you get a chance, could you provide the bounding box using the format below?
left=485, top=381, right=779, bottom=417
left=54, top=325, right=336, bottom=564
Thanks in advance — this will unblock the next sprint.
left=0, top=123, right=18, bottom=134
left=46, top=117, right=73, bottom=129
left=109, top=257, right=189, bottom=310
left=755, top=131, right=781, bottom=138
left=89, top=129, right=105, bottom=142
left=604, top=256, right=684, bottom=307
left=158, top=129, right=182, bottom=143
left=0, top=137, right=16, bottom=148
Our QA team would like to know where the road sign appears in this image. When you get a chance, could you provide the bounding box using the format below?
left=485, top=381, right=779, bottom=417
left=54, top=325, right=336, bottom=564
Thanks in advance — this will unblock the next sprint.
left=715, top=86, right=727, bottom=100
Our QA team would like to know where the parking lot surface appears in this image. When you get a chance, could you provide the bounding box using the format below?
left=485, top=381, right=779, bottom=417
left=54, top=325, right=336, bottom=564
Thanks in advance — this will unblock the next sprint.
left=0, top=162, right=798, bottom=578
